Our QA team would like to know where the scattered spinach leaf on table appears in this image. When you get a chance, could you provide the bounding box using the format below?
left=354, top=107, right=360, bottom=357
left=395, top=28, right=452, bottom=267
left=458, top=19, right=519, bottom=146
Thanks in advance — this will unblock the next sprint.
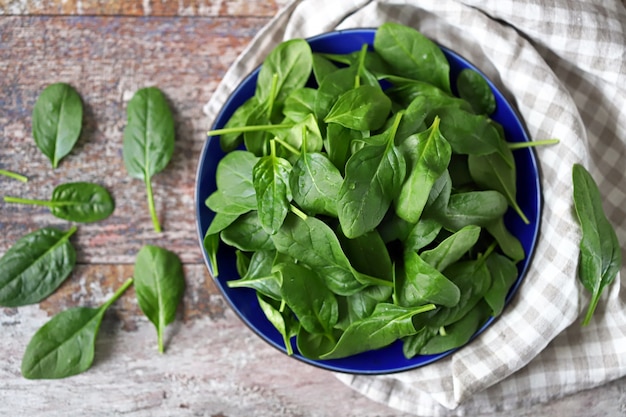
left=32, top=82, right=83, bottom=169
left=0, top=226, right=77, bottom=307
left=133, top=245, right=186, bottom=353
left=21, top=278, right=133, bottom=380
left=123, top=86, right=175, bottom=233
left=4, top=182, right=114, bottom=223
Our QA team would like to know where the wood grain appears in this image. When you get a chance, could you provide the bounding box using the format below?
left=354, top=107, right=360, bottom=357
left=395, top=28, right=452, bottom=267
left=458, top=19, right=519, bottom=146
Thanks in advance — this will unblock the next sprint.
left=0, top=0, right=291, bottom=16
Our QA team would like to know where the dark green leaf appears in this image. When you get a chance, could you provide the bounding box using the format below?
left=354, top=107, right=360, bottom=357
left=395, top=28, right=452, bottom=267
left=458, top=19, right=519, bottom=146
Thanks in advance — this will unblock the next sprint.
left=219, top=96, right=259, bottom=152
left=122, top=87, right=175, bottom=232
left=456, top=69, right=496, bottom=115
left=283, top=88, right=317, bottom=121
left=485, top=217, right=525, bottom=262
left=290, top=151, right=342, bottom=217
left=324, top=85, right=391, bottom=131
left=21, top=278, right=133, bottom=379
left=257, top=294, right=299, bottom=356
left=421, top=225, right=482, bottom=272
left=227, top=250, right=282, bottom=301
left=572, top=163, right=622, bottom=326
left=374, top=22, right=450, bottom=93
left=31, top=82, right=83, bottom=169
left=437, top=190, right=508, bottom=231
left=320, top=303, right=436, bottom=359
left=395, top=251, right=460, bottom=308
left=220, top=212, right=275, bottom=252
left=0, top=227, right=77, bottom=307
left=133, top=245, right=185, bottom=353
left=484, top=252, right=519, bottom=316
left=396, top=116, right=451, bottom=223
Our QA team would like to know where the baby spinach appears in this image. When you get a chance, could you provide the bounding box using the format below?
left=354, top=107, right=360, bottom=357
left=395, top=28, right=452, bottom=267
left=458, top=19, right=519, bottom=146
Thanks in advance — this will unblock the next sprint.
left=0, top=226, right=77, bottom=307
left=253, top=140, right=293, bottom=234
left=21, top=278, right=133, bottom=379
left=338, top=113, right=406, bottom=238
left=456, top=68, right=496, bottom=115
left=4, top=182, right=114, bottom=223
left=32, top=82, right=83, bottom=169
left=572, top=163, right=622, bottom=326
left=123, top=86, right=175, bottom=233
left=133, top=245, right=185, bottom=353
left=204, top=24, right=532, bottom=361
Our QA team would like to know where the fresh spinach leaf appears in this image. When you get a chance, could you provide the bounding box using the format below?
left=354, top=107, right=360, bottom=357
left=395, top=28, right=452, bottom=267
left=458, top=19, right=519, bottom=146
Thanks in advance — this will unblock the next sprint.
left=0, top=226, right=77, bottom=307
left=338, top=114, right=406, bottom=238
left=420, top=225, right=482, bottom=272
left=252, top=141, right=293, bottom=234
left=123, top=86, right=175, bottom=233
left=484, top=252, right=519, bottom=316
left=133, top=245, right=185, bottom=353
left=572, top=163, right=622, bottom=326
left=320, top=303, right=436, bottom=360
left=436, top=190, right=508, bottom=231
left=21, top=278, right=133, bottom=379
left=257, top=294, right=299, bottom=356
left=396, top=116, right=451, bottom=223
left=290, top=148, right=342, bottom=217
left=220, top=211, right=275, bottom=252
left=374, top=22, right=450, bottom=93
left=324, top=85, right=391, bottom=131
left=227, top=250, right=282, bottom=301
left=456, top=68, right=496, bottom=115
left=4, top=182, right=114, bottom=223
left=32, top=82, right=83, bottom=169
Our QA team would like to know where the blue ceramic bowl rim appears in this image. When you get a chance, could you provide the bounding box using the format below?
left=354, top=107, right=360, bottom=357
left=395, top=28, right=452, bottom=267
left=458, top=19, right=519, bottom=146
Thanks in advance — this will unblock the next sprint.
left=195, top=28, right=542, bottom=375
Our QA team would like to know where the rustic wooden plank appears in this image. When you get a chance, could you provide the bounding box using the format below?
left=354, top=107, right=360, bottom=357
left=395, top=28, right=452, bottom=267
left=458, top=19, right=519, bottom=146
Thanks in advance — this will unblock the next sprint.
left=0, top=16, right=267, bottom=264
left=0, top=0, right=292, bottom=16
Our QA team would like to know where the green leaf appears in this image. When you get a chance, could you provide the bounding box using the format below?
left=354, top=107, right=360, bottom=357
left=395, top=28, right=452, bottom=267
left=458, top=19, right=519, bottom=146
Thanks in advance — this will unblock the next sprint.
left=133, top=245, right=185, bottom=353
left=4, top=182, right=114, bottom=223
left=436, top=190, right=508, bottom=231
left=220, top=211, right=275, bottom=252
left=468, top=148, right=530, bottom=224
left=227, top=250, right=282, bottom=301
left=324, top=85, right=391, bottom=131
left=290, top=150, right=342, bottom=217
left=215, top=150, right=259, bottom=208
left=252, top=141, right=293, bottom=234
left=256, top=39, right=313, bottom=105
left=485, top=217, right=525, bottom=262
left=257, top=294, right=298, bottom=356
left=320, top=303, right=436, bottom=359
left=276, top=263, right=338, bottom=335
left=338, top=115, right=406, bottom=238
left=572, top=163, right=622, bottom=326
left=456, top=68, right=496, bottom=115
left=123, top=87, right=175, bottom=232
left=283, top=88, right=317, bottom=121
left=0, top=227, right=77, bottom=307
left=420, top=225, right=482, bottom=272
left=374, top=22, right=451, bottom=93
left=396, top=116, right=451, bottom=223
left=219, top=96, right=259, bottom=152
left=395, top=251, right=460, bottom=308
left=21, top=278, right=133, bottom=379
left=271, top=213, right=364, bottom=296
left=484, top=252, right=519, bottom=316
left=31, top=82, right=83, bottom=169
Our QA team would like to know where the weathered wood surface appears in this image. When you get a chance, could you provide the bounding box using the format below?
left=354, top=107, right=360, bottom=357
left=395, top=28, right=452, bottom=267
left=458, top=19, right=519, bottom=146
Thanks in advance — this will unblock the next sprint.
left=0, top=3, right=625, bottom=417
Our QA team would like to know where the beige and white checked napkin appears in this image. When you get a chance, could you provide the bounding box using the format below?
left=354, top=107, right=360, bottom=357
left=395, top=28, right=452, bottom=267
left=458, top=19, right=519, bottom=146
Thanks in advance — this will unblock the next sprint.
left=203, top=1, right=626, bottom=415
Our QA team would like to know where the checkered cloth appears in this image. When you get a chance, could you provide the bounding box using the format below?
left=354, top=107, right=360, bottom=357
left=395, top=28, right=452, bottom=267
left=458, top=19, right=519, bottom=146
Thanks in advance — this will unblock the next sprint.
left=203, top=1, right=626, bottom=415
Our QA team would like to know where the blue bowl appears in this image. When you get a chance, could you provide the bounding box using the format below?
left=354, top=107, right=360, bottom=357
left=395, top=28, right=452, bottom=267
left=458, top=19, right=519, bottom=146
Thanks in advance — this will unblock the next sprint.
left=195, top=29, right=541, bottom=374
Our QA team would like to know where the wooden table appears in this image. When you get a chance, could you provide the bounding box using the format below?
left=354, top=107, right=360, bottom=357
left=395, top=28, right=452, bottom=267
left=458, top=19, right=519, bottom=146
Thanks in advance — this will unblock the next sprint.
left=0, top=2, right=624, bottom=416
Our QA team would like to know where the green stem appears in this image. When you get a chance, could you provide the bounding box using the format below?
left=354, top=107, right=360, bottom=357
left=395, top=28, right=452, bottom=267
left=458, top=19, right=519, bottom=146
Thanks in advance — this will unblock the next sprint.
left=145, top=177, right=161, bottom=233
left=273, top=137, right=301, bottom=157
left=289, top=204, right=308, bottom=221
left=0, top=169, right=28, bottom=183
left=3, top=196, right=55, bottom=207
left=582, top=294, right=600, bottom=326
left=508, top=139, right=560, bottom=150
left=63, top=225, right=78, bottom=240
left=158, top=319, right=165, bottom=354
left=99, top=277, right=134, bottom=312
left=207, top=123, right=293, bottom=137
left=354, top=43, right=368, bottom=88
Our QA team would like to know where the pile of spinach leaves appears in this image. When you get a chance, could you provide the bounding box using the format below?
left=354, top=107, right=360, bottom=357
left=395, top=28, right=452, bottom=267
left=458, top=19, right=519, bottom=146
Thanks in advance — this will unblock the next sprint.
left=204, top=22, right=533, bottom=360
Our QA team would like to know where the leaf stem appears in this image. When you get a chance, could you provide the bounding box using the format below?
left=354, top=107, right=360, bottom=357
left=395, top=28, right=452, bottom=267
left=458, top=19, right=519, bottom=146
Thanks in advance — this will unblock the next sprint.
left=508, top=139, right=560, bottom=150
left=100, top=277, right=134, bottom=312
left=207, top=123, right=293, bottom=137
left=145, top=177, right=162, bottom=233
left=289, top=204, right=308, bottom=221
left=0, top=169, right=28, bottom=182
left=273, top=137, right=301, bottom=157
left=582, top=294, right=600, bottom=326
left=3, top=196, right=54, bottom=207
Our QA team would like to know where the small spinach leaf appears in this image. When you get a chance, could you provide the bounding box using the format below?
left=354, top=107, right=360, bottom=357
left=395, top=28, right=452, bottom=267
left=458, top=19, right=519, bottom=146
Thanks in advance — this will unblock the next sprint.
left=456, top=68, right=496, bottom=115
left=133, top=245, right=185, bottom=353
left=32, top=82, right=83, bottom=169
left=123, top=86, right=175, bottom=232
left=0, top=226, right=77, bottom=307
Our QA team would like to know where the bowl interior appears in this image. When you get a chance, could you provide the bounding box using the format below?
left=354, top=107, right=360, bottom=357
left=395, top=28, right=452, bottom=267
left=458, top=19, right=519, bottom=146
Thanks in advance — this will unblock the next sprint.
left=195, top=29, right=541, bottom=374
